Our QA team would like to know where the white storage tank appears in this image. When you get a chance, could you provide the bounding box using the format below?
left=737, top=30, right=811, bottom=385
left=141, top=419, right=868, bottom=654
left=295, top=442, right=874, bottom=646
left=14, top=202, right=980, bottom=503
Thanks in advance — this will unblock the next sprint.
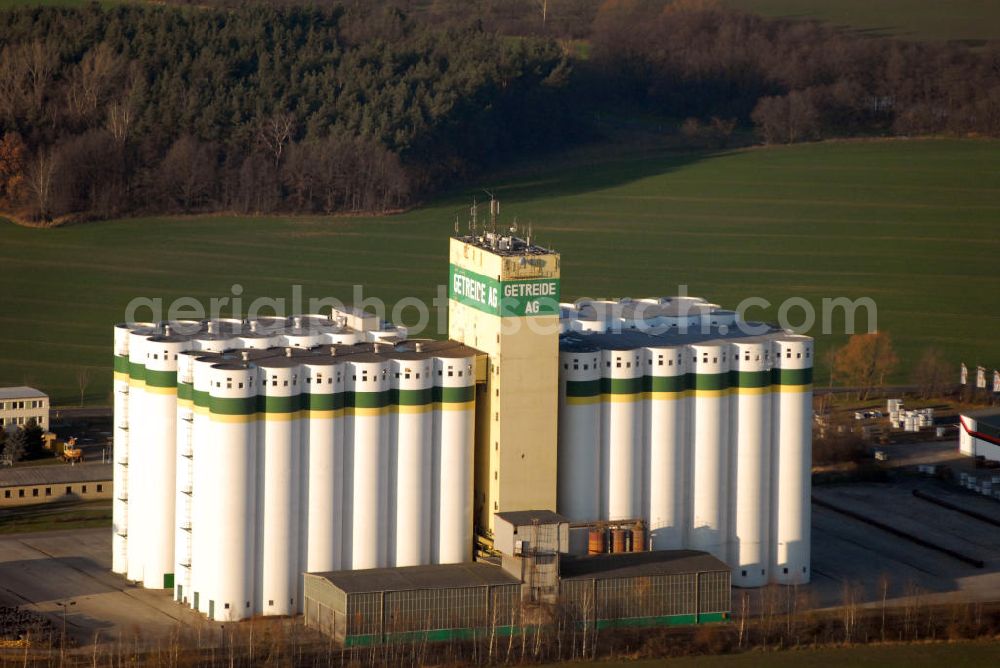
left=688, top=342, right=731, bottom=563
left=433, top=352, right=476, bottom=563
left=343, top=356, right=390, bottom=569
left=300, top=356, right=345, bottom=576
left=557, top=346, right=602, bottom=523
left=140, top=330, right=190, bottom=590
left=730, top=339, right=772, bottom=587
left=644, top=345, right=687, bottom=550
left=256, top=352, right=303, bottom=616
left=205, top=361, right=257, bottom=621
left=600, top=347, right=643, bottom=521
left=111, top=322, right=147, bottom=575
left=389, top=353, right=433, bottom=567
left=173, top=349, right=198, bottom=605
left=125, top=325, right=157, bottom=583
left=770, top=335, right=813, bottom=585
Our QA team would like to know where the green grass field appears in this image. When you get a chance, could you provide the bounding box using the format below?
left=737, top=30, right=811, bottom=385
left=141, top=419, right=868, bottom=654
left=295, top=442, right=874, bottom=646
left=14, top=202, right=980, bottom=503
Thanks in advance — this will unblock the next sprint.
left=1, top=138, right=998, bottom=405
left=725, top=0, right=1000, bottom=42
left=0, top=500, right=111, bottom=534
left=571, top=640, right=1000, bottom=667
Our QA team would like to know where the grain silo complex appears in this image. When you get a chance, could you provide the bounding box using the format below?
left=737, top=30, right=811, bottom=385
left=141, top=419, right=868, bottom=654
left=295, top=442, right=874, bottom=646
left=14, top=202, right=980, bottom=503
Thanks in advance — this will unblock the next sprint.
left=112, top=223, right=812, bottom=625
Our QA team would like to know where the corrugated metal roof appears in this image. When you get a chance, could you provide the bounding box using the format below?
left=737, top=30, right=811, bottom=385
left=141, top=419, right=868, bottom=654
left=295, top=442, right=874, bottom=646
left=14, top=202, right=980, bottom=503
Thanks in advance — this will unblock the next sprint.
left=560, top=550, right=729, bottom=580
left=308, top=562, right=520, bottom=594
left=0, top=387, right=47, bottom=401
left=0, top=463, right=112, bottom=487
left=495, top=510, right=568, bottom=526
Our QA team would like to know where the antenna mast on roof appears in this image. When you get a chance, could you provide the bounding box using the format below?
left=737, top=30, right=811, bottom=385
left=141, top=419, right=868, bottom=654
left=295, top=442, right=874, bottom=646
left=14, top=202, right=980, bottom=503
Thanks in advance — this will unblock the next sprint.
left=484, top=189, right=499, bottom=240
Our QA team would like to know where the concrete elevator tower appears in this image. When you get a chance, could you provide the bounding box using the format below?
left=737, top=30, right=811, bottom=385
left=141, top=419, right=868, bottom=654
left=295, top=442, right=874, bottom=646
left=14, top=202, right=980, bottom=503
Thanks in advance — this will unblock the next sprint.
left=447, top=215, right=561, bottom=536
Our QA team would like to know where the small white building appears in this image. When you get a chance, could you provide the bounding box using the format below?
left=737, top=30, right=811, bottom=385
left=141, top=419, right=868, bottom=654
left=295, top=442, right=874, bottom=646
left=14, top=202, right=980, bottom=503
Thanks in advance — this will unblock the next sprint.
left=0, top=387, right=49, bottom=433
left=959, top=409, right=1000, bottom=463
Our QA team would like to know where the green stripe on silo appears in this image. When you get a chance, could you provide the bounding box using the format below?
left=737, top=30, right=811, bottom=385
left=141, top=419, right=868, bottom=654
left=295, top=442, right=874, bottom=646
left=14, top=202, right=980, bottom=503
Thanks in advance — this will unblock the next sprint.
left=346, top=391, right=390, bottom=409
left=178, top=382, right=193, bottom=402
left=129, top=362, right=146, bottom=381
left=645, top=375, right=688, bottom=393
left=600, top=377, right=644, bottom=395
left=257, top=395, right=302, bottom=414
left=566, top=379, right=601, bottom=397
left=393, top=388, right=434, bottom=406
left=772, top=368, right=812, bottom=386
left=691, top=372, right=729, bottom=391
left=193, top=389, right=210, bottom=407
left=210, top=395, right=257, bottom=415
left=302, top=392, right=345, bottom=411
left=433, top=386, right=475, bottom=403
left=730, top=370, right=770, bottom=388
left=114, top=355, right=129, bottom=374
left=145, top=369, right=177, bottom=389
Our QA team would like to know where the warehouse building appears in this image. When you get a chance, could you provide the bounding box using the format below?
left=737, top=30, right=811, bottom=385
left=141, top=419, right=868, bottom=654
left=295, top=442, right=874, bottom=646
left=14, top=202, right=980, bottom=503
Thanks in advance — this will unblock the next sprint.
left=113, top=225, right=811, bottom=622
left=0, top=386, right=49, bottom=432
left=959, top=409, right=1000, bottom=462
left=0, top=462, right=112, bottom=507
left=304, top=511, right=730, bottom=645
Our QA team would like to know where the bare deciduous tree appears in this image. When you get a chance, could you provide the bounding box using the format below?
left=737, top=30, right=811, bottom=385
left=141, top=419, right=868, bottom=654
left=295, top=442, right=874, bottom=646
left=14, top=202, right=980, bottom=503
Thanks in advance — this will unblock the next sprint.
left=24, top=147, right=59, bottom=221
left=106, top=99, right=134, bottom=147
left=911, top=347, right=952, bottom=399
left=258, top=113, right=295, bottom=167
left=77, top=366, right=92, bottom=407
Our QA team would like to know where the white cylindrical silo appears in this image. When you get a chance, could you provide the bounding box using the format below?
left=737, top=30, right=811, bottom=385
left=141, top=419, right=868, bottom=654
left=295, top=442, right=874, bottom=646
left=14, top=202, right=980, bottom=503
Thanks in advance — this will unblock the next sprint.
left=112, top=323, right=143, bottom=575
left=193, top=319, right=238, bottom=353
left=300, top=358, right=345, bottom=575
left=391, top=356, right=433, bottom=567
left=731, top=340, right=772, bottom=587
left=601, top=348, right=643, bottom=521
left=557, top=347, right=601, bottom=522
left=770, top=335, right=813, bottom=585
left=689, top=342, right=731, bottom=562
left=190, top=353, right=219, bottom=614
left=140, top=332, right=187, bottom=590
left=433, top=353, right=475, bottom=563
left=173, top=350, right=197, bottom=604
left=125, top=325, right=155, bottom=583
left=205, top=362, right=257, bottom=621
left=343, top=357, right=389, bottom=569
left=256, top=356, right=302, bottom=616
left=279, top=316, right=326, bottom=348
left=324, top=330, right=361, bottom=346
left=235, top=319, right=278, bottom=350
left=645, top=346, right=687, bottom=550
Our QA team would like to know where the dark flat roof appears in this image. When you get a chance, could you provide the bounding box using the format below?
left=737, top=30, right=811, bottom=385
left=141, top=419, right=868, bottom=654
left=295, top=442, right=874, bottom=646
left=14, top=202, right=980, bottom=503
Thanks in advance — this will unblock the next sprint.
left=0, top=463, right=112, bottom=487
left=560, top=550, right=729, bottom=580
left=965, top=409, right=1000, bottom=431
left=308, top=562, right=519, bottom=594
left=495, top=510, right=568, bottom=526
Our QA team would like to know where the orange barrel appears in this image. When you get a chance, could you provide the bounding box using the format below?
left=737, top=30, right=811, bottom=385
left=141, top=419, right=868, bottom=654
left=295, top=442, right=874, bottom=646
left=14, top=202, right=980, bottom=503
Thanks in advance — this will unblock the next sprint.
left=588, top=528, right=606, bottom=555
left=631, top=524, right=646, bottom=552
left=611, top=528, right=627, bottom=553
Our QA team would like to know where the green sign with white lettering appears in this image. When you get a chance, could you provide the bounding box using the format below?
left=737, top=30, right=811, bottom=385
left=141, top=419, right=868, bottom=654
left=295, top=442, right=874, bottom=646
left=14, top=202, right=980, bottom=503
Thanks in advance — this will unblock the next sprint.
left=449, top=264, right=560, bottom=317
